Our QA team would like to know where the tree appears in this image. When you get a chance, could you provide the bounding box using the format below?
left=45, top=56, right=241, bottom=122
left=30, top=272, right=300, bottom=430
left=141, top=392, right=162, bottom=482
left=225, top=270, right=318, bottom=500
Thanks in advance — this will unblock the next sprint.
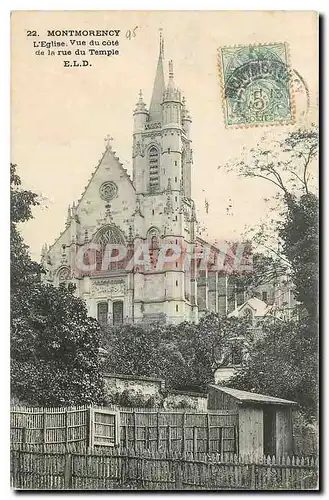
left=101, top=313, right=251, bottom=392
left=11, top=164, right=42, bottom=321
left=228, top=252, right=286, bottom=299
left=220, top=127, right=319, bottom=420
left=11, top=164, right=105, bottom=406
left=221, top=125, right=318, bottom=197
left=11, top=283, right=105, bottom=406
left=279, top=193, right=318, bottom=323
left=227, top=318, right=318, bottom=421
left=220, top=125, right=319, bottom=320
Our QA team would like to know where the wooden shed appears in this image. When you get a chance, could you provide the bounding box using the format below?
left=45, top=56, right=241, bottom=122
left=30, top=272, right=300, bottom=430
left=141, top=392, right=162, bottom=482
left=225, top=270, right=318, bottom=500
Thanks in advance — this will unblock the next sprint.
left=208, top=385, right=298, bottom=458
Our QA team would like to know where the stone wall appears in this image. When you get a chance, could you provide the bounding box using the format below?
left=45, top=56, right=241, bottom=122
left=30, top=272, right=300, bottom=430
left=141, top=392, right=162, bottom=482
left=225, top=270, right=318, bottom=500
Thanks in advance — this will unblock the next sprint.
left=104, top=373, right=165, bottom=399
left=103, top=373, right=208, bottom=410
left=163, top=390, right=208, bottom=411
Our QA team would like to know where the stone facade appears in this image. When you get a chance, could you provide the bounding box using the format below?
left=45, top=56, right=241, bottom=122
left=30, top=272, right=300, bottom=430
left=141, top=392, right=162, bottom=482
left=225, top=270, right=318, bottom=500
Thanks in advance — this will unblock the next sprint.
left=41, top=39, right=229, bottom=326
left=41, top=38, right=295, bottom=327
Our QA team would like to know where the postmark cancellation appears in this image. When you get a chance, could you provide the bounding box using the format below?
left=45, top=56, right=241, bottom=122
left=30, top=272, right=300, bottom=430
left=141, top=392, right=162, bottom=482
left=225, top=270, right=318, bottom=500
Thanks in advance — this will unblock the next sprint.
left=218, top=42, right=295, bottom=128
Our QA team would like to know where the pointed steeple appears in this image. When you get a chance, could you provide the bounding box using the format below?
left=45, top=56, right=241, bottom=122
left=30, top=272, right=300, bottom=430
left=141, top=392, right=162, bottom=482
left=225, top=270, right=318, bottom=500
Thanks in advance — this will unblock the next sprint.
left=149, top=31, right=165, bottom=123
left=164, top=59, right=181, bottom=102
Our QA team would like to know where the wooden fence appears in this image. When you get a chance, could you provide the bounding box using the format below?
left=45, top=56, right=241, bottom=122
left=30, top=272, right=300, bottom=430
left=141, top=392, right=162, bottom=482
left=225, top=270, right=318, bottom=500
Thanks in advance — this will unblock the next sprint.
left=11, top=405, right=238, bottom=457
left=10, top=447, right=319, bottom=491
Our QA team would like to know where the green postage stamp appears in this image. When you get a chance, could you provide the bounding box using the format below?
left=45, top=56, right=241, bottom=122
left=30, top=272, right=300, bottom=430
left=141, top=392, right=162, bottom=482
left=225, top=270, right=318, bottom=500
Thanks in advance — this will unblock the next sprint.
left=218, top=43, right=295, bottom=127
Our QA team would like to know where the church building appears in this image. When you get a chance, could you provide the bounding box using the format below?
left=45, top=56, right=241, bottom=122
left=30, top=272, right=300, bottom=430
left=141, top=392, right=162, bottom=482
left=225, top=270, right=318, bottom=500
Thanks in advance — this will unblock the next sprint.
left=41, top=37, right=252, bottom=326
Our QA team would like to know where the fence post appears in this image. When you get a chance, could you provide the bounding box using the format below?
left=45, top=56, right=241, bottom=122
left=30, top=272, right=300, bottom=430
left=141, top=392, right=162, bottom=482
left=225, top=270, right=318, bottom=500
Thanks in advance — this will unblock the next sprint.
left=88, top=407, right=94, bottom=452
left=193, top=427, right=198, bottom=454
left=121, top=450, right=127, bottom=486
left=175, top=458, right=183, bottom=490
left=220, top=427, right=224, bottom=458
left=157, top=412, right=160, bottom=451
left=124, top=425, right=129, bottom=448
left=65, top=409, right=69, bottom=452
left=167, top=425, right=172, bottom=452
left=145, top=425, right=149, bottom=450
left=43, top=410, right=47, bottom=452
left=251, top=462, right=256, bottom=489
left=133, top=411, right=137, bottom=451
left=21, top=426, right=26, bottom=445
left=234, top=425, right=239, bottom=455
left=181, top=413, right=186, bottom=454
left=206, top=413, right=210, bottom=454
left=64, top=453, right=72, bottom=489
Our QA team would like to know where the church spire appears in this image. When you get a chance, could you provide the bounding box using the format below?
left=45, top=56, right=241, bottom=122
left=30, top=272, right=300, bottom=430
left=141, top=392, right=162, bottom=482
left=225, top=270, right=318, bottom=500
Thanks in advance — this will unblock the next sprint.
left=149, top=30, right=165, bottom=123
left=159, top=28, right=164, bottom=58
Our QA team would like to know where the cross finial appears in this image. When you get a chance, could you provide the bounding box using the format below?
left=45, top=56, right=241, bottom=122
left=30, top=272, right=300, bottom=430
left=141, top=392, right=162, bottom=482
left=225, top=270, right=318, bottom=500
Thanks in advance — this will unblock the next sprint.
left=104, top=134, right=113, bottom=150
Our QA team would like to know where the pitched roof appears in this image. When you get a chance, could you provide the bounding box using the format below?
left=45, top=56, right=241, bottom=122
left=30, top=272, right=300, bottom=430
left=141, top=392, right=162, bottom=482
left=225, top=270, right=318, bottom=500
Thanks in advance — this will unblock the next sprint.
left=209, top=385, right=297, bottom=406
left=228, top=297, right=272, bottom=318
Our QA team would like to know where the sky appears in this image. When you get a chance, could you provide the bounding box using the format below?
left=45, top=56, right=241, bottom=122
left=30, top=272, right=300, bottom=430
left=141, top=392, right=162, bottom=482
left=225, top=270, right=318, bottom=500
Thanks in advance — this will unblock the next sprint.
left=11, top=10, right=318, bottom=260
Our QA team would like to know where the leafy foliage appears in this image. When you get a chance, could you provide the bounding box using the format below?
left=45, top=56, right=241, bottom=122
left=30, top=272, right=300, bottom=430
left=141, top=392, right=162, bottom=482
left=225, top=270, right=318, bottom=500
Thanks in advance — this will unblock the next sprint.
left=279, top=193, right=318, bottom=323
left=221, top=127, right=318, bottom=420
left=11, top=164, right=105, bottom=406
left=220, top=124, right=318, bottom=197
left=220, top=126, right=318, bottom=320
left=11, top=164, right=42, bottom=320
left=101, top=313, right=251, bottom=392
left=228, top=252, right=286, bottom=297
left=227, top=318, right=318, bottom=420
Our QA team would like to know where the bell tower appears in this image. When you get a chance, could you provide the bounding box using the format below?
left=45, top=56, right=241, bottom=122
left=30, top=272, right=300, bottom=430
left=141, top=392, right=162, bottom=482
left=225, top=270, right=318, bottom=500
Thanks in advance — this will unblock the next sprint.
left=131, top=33, right=198, bottom=324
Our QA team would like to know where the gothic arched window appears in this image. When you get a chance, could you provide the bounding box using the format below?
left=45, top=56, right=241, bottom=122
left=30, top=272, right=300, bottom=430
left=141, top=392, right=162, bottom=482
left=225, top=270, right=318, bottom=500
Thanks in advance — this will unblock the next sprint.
left=57, top=266, right=70, bottom=283
left=147, top=227, right=160, bottom=250
left=148, top=146, right=160, bottom=193
left=93, top=224, right=126, bottom=271
left=94, top=224, right=126, bottom=247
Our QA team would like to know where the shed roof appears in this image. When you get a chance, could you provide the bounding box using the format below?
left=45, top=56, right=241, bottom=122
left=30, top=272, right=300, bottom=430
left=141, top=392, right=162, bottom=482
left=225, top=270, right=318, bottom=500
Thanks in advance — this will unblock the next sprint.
left=209, top=385, right=297, bottom=406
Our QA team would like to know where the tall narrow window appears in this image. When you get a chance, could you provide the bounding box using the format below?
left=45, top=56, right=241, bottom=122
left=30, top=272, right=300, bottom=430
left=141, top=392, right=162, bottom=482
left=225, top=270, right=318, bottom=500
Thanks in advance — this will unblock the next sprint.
left=148, top=147, right=160, bottom=193
left=97, top=302, right=108, bottom=327
left=113, top=301, right=123, bottom=326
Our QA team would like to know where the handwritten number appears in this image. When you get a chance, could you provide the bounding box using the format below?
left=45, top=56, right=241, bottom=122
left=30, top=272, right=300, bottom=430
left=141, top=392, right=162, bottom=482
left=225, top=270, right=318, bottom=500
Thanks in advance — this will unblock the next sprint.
left=126, top=26, right=138, bottom=40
